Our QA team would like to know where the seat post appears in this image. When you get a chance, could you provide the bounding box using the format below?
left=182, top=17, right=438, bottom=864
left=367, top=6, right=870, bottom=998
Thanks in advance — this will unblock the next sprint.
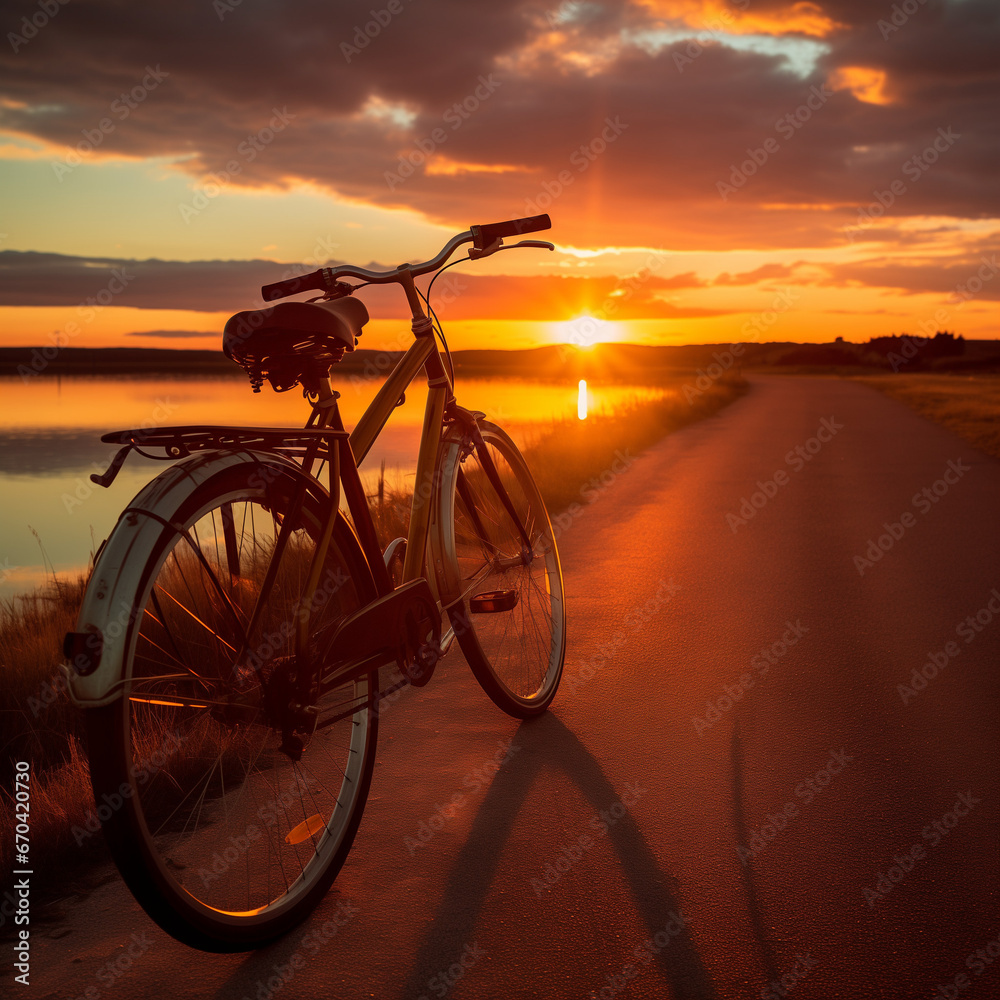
left=303, top=372, right=339, bottom=426
left=299, top=373, right=341, bottom=484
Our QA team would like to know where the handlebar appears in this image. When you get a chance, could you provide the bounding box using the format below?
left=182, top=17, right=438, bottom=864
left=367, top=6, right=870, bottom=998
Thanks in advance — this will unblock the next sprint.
left=261, top=214, right=552, bottom=302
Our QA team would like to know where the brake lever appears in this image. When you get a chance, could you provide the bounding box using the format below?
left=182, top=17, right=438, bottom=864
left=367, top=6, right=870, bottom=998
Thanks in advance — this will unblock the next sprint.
left=468, top=237, right=502, bottom=260
left=505, top=240, right=555, bottom=251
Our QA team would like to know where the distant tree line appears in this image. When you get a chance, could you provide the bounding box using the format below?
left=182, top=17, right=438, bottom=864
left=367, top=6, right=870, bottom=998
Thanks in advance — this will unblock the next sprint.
left=863, top=331, right=965, bottom=365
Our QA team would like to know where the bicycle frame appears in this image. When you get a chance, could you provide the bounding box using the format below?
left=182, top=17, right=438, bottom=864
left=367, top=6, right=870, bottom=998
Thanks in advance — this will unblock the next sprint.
left=71, top=226, right=549, bottom=711
left=290, top=259, right=543, bottom=696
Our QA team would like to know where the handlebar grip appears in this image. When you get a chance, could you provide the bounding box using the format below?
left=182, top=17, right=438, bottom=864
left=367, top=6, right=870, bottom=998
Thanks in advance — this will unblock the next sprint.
left=473, top=214, right=551, bottom=248
left=261, top=270, right=326, bottom=302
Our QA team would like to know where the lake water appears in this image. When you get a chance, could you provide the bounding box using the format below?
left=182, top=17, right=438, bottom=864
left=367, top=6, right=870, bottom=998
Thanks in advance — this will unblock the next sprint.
left=0, top=373, right=666, bottom=597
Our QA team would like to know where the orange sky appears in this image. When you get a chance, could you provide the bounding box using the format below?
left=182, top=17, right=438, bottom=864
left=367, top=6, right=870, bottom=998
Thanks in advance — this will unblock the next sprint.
left=1, top=0, right=997, bottom=351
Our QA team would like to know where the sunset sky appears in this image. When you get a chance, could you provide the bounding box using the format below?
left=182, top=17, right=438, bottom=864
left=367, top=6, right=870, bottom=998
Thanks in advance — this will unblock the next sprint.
left=0, top=0, right=997, bottom=351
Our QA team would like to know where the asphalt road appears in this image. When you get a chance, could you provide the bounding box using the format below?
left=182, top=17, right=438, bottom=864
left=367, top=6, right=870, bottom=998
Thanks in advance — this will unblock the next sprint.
left=21, top=375, right=1000, bottom=999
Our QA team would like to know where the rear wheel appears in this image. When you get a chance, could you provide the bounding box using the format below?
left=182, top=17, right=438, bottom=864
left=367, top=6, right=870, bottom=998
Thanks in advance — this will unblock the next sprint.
left=85, top=461, right=378, bottom=951
left=433, top=420, right=566, bottom=716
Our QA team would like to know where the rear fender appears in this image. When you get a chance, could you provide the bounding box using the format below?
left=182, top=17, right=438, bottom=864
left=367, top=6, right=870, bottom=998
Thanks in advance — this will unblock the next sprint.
left=62, top=449, right=324, bottom=708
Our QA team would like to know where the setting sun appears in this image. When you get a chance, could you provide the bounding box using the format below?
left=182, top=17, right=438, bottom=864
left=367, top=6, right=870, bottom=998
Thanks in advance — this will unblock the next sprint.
left=549, top=315, right=624, bottom=348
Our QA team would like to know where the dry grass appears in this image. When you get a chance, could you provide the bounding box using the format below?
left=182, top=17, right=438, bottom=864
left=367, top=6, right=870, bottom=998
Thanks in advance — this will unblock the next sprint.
left=853, top=373, right=1000, bottom=460
left=0, top=372, right=746, bottom=887
left=0, top=576, right=90, bottom=775
left=0, top=576, right=110, bottom=882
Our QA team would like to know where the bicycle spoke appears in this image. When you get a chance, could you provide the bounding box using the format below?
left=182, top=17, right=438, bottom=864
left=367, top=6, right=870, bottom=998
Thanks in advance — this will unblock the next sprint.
left=105, top=468, right=377, bottom=929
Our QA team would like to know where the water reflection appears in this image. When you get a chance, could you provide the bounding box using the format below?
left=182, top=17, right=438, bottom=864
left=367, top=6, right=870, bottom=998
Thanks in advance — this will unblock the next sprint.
left=0, top=432, right=119, bottom=475
left=0, top=373, right=666, bottom=597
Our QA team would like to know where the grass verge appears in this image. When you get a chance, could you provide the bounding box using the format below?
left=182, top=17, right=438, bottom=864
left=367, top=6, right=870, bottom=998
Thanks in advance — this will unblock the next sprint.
left=0, top=372, right=746, bottom=889
left=852, top=373, right=1000, bottom=460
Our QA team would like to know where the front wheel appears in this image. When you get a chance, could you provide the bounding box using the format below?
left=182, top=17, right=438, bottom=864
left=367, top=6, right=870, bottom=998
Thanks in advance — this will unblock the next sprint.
left=433, top=420, right=566, bottom=716
left=84, top=460, right=378, bottom=951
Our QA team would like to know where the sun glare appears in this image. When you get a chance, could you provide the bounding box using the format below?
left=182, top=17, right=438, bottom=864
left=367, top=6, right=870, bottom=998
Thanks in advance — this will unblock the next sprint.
left=550, top=314, right=623, bottom=348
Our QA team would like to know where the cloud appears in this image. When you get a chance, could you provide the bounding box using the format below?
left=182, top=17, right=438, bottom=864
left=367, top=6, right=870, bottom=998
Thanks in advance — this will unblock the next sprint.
left=819, top=247, right=1000, bottom=300
left=5, top=235, right=998, bottom=320
left=1, top=1, right=997, bottom=252
left=0, top=250, right=313, bottom=311
left=0, top=249, right=719, bottom=318
left=124, top=329, right=212, bottom=338
left=712, top=262, right=808, bottom=285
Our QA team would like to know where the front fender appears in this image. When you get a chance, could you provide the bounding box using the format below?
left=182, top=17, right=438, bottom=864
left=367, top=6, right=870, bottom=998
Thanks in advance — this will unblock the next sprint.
left=62, top=449, right=310, bottom=708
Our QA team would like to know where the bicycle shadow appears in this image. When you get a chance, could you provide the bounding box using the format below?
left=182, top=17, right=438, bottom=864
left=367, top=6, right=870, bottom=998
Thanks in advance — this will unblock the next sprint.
left=398, top=711, right=718, bottom=999
left=729, top=719, right=782, bottom=989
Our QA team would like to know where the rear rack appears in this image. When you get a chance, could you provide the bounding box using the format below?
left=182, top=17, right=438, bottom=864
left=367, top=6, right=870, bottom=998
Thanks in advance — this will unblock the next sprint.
left=91, top=425, right=348, bottom=488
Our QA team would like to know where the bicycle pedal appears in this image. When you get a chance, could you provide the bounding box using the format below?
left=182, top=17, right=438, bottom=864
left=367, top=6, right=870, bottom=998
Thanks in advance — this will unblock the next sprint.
left=469, top=590, right=518, bottom=613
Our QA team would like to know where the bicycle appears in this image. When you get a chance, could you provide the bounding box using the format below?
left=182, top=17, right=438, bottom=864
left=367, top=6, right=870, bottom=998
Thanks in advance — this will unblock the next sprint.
left=61, top=215, right=567, bottom=952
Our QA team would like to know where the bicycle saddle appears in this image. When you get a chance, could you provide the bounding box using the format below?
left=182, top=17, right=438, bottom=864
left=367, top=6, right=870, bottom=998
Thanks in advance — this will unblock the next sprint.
left=223, top=296, right=369, bottom=392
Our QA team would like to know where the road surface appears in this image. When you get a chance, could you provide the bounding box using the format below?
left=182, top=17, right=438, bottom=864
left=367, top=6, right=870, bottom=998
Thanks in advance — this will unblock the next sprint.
left=19, top=375, right=1000, bottom=999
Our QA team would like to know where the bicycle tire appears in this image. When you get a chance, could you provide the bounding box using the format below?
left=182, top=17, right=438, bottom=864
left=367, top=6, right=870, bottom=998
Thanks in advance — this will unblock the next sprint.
left=432, top=420, right=566, bottom=716
left=84, top=459, right=378, bottom=951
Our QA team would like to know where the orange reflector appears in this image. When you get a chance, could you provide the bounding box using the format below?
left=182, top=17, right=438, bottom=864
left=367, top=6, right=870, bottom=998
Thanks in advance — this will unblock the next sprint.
left=285, top=814, right=326, bottom=845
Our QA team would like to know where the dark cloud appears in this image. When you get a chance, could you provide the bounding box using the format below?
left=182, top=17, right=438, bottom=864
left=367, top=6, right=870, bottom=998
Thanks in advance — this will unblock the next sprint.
left=0, top=249, right=357, bottom=311
left=819, top=249, right=1000, bottom=301
left=8, top=238, right=999, bottom=326
left=1, top=0, right=997, bottom=251
left=124, top=329, right=210, bottom=338
left=0, top=249, right=722, bottom=318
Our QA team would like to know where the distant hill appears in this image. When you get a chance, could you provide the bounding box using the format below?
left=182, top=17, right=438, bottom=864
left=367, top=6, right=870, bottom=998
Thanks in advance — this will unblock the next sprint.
left=3, top=338, right=999, bottom=381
